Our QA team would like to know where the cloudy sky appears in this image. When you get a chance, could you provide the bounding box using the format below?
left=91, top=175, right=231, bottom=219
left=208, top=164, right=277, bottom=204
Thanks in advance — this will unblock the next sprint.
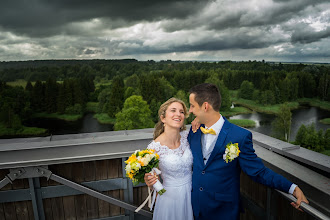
left=0, top=0, right=329, bottom=62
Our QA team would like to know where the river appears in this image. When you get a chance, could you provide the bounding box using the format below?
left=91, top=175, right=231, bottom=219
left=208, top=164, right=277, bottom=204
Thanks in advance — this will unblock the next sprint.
left=229, top=106, right=330, bottom=141
left=25, top=113, right=113, bottom=136
left=25, top=107, right=329, bottom=141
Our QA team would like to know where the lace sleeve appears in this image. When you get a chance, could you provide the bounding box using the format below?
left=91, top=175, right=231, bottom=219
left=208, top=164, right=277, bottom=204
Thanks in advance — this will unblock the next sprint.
left=147, top=141, right=165, bottom=155
left=147, top=141, right=157, bottom=151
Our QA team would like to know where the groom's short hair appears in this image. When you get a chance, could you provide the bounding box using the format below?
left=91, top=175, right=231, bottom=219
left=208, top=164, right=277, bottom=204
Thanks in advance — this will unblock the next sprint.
left=190, top=83, right=221, bottom=111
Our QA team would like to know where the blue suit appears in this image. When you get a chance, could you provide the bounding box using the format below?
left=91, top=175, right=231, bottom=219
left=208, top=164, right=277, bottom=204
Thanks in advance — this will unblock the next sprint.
left=188, top=117, right=293, bottom=220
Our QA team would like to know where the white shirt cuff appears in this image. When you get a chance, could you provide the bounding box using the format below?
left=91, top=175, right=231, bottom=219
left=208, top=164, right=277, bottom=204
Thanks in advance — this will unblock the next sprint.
left=289, top=184, right=297, bottom=194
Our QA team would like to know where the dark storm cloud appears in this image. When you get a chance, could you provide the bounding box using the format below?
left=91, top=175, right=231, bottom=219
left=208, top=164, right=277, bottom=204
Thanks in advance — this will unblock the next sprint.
left=0, top=0, right=329, bottom=62
left=0, top=0, right=209, bottom=37
left=291, top=24, right=330, bottom=44
left=114, top=27, right=286, bottom=55
left=163, top=0, right=329, bottom=32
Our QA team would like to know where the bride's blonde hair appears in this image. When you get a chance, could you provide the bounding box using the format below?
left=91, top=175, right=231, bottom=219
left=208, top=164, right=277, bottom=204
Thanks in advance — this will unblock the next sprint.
left=153, top=97, right=189, bottom=140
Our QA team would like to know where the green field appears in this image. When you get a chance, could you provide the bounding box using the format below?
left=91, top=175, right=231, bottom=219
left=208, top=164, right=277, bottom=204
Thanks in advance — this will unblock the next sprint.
left=320, top=118, right=330, bottom=125
left=232, top=98, right=300, bottom=114
left=0, top=123, right=47, bottom=137
left=228, top=119, right=256, bottom=128
left=6, top=79, right=32, bottom=88
left=229, top=90, right=238, bottom=98
left=6, top=79, right=65, bottom=88
left=33, top=112, right=83, bottom=121
left=93, top=113, right=116, bottom=124
left=298, top=98, right=330, bottom=111
left=86, top=102, right=99, bottom=113
left=220, top=107, right=252, bottom=117
left=95, top=81, right=112, bottom=89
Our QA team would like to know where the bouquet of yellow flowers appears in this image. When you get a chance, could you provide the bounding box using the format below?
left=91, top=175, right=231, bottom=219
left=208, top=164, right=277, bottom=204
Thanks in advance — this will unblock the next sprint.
left=125, top=149, right=166, bottom=195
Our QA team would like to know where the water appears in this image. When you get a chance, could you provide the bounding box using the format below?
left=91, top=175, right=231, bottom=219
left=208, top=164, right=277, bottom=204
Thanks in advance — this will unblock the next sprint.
left=229, top=106, right=330, bottom=141
left=25, top=113, right=113, bottom=136
left=24, top=107, right=329, bottom=140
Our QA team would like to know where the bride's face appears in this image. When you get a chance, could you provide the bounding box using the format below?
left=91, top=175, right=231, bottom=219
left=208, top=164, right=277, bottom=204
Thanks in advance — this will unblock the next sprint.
left=161, top=102, right=185, bottom=129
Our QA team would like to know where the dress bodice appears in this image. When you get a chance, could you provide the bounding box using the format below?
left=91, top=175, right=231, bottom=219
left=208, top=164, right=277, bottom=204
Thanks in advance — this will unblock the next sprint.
left=147, top=130, right=193, bottom=186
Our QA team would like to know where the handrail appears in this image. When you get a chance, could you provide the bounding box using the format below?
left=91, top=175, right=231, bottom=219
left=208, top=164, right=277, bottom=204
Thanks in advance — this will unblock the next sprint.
left=276, top=190, right=330, bottom=220
left=0, top=128, right=329, bottom=220
left=0, top=166, right=153, bottom=219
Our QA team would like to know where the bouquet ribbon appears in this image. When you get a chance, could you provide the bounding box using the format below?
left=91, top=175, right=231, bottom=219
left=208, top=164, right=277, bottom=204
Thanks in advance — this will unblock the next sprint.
left=135, top=167, right=163, bottom=212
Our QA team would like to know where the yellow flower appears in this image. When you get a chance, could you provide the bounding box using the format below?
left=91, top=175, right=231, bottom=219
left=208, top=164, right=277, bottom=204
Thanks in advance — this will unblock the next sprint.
left=138, top=160, right=145, bottom=166
left=126, top=154, right=137, bottom=164
left=128, top=172, right=134, bottom=179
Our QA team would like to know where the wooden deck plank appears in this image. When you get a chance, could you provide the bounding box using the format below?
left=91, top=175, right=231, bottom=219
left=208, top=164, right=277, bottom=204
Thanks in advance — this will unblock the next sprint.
left=72, top=162, right=87, bottom=220
left=60, top=163, right=76, bottom=220
left=96, top=160, right=110, bottom=218
left=84, top=161, right=98, bottom=219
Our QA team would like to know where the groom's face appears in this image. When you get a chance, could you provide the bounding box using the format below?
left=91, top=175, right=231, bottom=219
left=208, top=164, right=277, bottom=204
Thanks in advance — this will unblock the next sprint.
left=189, top=93, right=205, bottom=124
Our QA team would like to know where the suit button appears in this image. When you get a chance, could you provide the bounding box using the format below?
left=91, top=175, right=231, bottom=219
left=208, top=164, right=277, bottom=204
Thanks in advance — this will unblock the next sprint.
left=201, top=171, right=205, bottom=174
left=199, top=187, right=203, bottom=191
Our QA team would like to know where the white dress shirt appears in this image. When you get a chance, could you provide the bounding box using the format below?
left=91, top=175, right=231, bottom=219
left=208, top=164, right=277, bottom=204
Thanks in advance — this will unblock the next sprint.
left=201, top=116, right=224, bottom=164
left=201, top=115, right=297, bottom=194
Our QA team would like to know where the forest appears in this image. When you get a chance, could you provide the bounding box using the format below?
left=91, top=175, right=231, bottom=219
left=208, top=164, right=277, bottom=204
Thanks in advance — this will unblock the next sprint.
left=0, top=60, right=329, bottom=153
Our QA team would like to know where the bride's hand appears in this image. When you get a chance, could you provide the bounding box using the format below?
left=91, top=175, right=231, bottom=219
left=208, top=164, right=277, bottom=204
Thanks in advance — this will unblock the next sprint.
left=191, top=118, right=200, bottom=133
left=144, top=173, right=158, bottom=188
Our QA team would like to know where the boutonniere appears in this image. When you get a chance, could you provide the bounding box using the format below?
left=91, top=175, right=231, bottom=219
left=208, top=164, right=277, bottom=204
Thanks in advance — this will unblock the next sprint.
left=223, top=142, right=240, bottom=163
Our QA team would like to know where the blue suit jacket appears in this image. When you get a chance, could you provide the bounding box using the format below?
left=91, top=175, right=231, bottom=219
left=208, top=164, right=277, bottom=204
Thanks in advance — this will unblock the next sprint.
left=188, top=117, right=293, bottom=220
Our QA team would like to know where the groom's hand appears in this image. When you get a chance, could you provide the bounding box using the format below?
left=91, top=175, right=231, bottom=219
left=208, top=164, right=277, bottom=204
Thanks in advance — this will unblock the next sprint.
left=144, top=173, right=158, bottom=189
left=291, top=186, right=308, bottom=211
left=191, top=118, right=200, bottom=133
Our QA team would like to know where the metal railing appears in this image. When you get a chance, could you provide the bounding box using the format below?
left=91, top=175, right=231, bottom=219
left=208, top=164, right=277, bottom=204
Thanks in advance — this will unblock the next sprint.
left=277, top=190, right=330, bottom=220
left=0, top=128, right=329, bottom=220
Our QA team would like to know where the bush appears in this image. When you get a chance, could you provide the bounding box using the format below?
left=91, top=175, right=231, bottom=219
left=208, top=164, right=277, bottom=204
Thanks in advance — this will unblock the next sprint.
left=238, top=81, right=254, bottom=100
left=65, top=104, right=83, bottom=115
left=295, top=123, right=327, bottom=152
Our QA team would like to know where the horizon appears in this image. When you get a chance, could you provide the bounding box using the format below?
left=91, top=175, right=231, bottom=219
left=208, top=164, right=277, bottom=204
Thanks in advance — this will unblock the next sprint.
left=0, top=58, right=330, bottom=65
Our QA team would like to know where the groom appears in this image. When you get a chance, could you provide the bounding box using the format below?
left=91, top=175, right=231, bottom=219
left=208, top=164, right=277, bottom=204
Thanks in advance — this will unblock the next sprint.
left=188, top=83, right=308, bottom=219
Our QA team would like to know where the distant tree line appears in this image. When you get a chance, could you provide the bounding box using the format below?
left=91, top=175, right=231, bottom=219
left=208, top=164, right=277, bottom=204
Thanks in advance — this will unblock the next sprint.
left=0, top=60, right=329, bottom=132
left=0, top=76, right=94, bottom=129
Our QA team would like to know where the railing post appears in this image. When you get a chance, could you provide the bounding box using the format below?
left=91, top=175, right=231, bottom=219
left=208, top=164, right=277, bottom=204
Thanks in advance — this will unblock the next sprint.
left=28, top=177, right=45, bottom=220
left=123, top=157, right=134, bottom=220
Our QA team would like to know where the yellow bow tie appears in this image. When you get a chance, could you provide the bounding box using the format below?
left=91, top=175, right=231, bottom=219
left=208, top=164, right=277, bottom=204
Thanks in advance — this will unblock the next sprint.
left=200, top=127, right=216, bottom=135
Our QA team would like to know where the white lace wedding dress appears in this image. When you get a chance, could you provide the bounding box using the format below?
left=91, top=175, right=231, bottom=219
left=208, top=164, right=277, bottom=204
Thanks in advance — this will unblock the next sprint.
left=147, top=130, right=193, bottom=220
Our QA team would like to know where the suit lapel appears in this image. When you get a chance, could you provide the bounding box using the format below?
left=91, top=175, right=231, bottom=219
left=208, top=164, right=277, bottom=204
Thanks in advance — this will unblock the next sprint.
left=191, top=126, right=204, bottom=167
left=205, top=118, right=231, bottom=169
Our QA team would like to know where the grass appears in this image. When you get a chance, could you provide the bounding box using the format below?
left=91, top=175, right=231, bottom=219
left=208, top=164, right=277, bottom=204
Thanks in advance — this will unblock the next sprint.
left=0, top=123, right=47, bottom=137
left=232, top=98, right=300, bottom=114
left=33, top=112, right=83, bottom=121
left=95, top=81, right=111, bottom=89
left=321, top=150, right=330, bottom=156
left=228, top=119, right=256, bottom=128
left=6, top=79, right=64, bottom=88
left=93, top=113, right=116, bottom=124
left=298, top=98, right=330, bottom=111
left=229, top=90, right=238, bottom=98
left=86, top=102, right=99, bottom=113
left=319, top=118, right=330, bottom=125
left=6, top=79, right=32, bottom=88
left=19, top=127, right=48, bottom=135
left=220, top=107, right=252, bottom=117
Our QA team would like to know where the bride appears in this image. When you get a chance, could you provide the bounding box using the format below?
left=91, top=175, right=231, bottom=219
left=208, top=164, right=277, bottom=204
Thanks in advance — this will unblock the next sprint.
left=145, top=97, right=193, bottom=220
